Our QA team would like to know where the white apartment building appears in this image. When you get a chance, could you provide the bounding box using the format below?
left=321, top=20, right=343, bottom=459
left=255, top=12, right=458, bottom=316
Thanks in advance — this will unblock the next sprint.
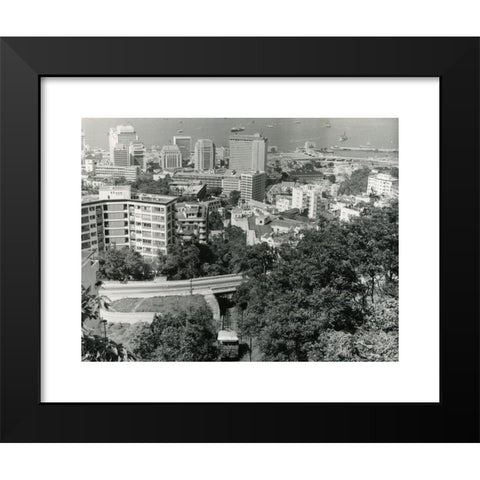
left=291, top=184, right=325, bottom=219
left=84, top=158, right=96, bottom=173
left=367, top=173, right=398, bottom=197
left=81, top=188, right=177, bottom=261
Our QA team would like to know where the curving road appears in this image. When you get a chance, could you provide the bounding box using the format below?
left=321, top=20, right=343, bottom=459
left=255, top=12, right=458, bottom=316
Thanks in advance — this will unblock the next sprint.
left=101, top=273, right=244, bottom=301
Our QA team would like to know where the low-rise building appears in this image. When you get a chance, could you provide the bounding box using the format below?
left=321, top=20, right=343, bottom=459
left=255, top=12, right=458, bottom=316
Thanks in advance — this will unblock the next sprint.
left=94, top=165, right=140, bottom=182
left=275, top=195, right=293, bottom=212
left=169, top=181, right=207, bottom=200
left=173, top=170, right=226, bottom=190
left=339, top=206, right=362, bottom=222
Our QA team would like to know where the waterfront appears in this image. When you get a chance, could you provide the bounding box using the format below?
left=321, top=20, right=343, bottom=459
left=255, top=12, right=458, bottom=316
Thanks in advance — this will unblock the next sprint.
left=82, top=117, right=399, bottom=153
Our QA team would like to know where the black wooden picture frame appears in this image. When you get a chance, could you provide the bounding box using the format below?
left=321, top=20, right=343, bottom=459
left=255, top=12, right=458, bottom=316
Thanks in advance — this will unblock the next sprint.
left=0, top=37, right=478, bottom=442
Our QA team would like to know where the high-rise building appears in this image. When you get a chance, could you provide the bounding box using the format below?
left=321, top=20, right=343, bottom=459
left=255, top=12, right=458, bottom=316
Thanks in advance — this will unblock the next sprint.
left=194, top=139, right=216, bottom=171
left=229, top=133, right=267, bottom=171
left=112, top=145, right=130, bottom=167
left=81, top=187, right=177, bottom=261
left=81, top=129, right=85, bottom=161
left=129, top=142, right=146, bottom=169
left=240, top=172, right=266, bottom=202
left=160, top=144, right=182, bottom=170
left=215, top=146, right=228, bottom=167
left=173, top=136, right=192, bottom=164
left=221, top=173, right=241, bottom=196
left=108, top=125, right=139, bottom=163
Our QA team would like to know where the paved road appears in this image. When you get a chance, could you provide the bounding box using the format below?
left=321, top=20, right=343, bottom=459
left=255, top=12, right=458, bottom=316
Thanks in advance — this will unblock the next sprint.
left=101, top=274, right=244, bottom=300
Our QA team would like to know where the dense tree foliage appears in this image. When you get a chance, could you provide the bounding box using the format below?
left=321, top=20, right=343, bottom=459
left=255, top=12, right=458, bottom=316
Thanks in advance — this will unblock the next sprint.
left=98, top=246, right=154, bottom=281
left=81, top=286, right=135, bottom=362
left=82, top=335, right=136, bottom=361
left=81, top=285, right=110, bottom=328
left=132, top=306, right=219, bottom=361
left=338, top=167, right=371, bottom=195
left=229, top=190, right=241, bottom=206
left=156, top=226, right=276, bottom=281
left=233, top=203, right=398, bottom=361
left=157, top=242, right=202, bottom=280
left=326, top=174, right=336, bottom=184
left=208, top=210, right=224, bottom=230
left=130, top=175, right=171, bottom=195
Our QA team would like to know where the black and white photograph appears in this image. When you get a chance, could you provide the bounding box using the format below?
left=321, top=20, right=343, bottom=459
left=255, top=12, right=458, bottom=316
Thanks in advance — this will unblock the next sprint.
left=81, top=118, right=399, bottom=362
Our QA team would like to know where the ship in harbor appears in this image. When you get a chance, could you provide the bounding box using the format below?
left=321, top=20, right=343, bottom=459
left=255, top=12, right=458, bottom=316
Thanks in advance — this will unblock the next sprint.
left=230, top=126, right=245, bottom=132
left=339, top=132, right=348, bottom=142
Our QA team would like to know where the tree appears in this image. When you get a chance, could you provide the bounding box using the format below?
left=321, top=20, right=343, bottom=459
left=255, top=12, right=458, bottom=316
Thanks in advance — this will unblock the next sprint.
left=98, top=246, right=154, bottom=281
left=81, top=286, right=135, bottom=362
left=81, top=285, right=110, bottom=329
left=131, top=175, right=171, bottom=195
left=338, top=167, right=371, bottom=195
left=234, top=243, right=276, bottom=277
left=132, top=306, right=219, bottom=361
left=157, top=242, right=201, bottom=280
left=327, top=174, right=336, bottom=184
left=208, top=210, right=224, bottom=230
left=232, top=205, right=398, bottom=361
left=229, top=190, right=241, bottom=206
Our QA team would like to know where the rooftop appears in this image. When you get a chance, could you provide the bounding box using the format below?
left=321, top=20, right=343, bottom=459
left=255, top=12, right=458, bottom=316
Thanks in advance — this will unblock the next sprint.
left=217, top=330, right=239, bottom=342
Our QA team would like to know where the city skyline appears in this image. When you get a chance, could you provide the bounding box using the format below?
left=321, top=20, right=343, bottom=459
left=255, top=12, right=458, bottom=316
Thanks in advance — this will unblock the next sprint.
left=82, top=117, right=399, bottom=153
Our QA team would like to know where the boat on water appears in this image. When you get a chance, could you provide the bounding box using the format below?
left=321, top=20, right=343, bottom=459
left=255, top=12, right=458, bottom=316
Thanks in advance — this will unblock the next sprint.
left=294, top=120, right=301, bottom=124
left=230, top=126, right=245, bottom=132
left=266, top=124, right=274, bottom=128
left=325, top=120, right=331, bottom=128
left=339, top=132, right=348, bottom=142
left=177, top=129, right=183, bottom=133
